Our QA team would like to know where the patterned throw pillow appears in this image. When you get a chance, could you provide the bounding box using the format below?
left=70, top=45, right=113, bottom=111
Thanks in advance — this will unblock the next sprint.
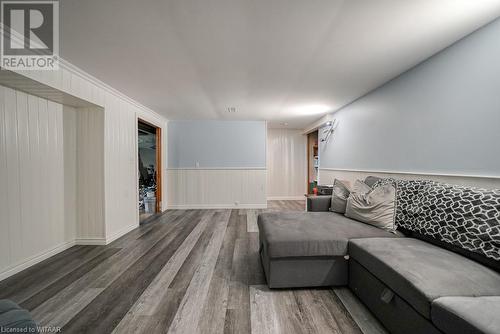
left=372, top=177, right=500, bottom=271
left=413, top=182, right=500, bottom=262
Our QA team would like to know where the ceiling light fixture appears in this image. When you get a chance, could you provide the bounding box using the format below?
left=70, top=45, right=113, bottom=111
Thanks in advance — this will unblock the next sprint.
left=291, top=104, right=331, bottom=116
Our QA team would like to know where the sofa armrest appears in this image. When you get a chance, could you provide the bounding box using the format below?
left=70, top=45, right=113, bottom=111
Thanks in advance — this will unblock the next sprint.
left=307, top=196, right=331, bottom=212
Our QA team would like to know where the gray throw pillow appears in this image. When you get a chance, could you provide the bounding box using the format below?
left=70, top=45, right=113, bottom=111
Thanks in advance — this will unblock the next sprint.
left=364, top=175, right=383, bottom=188
left=345, top=183, right=396, bottom=232
left=352, top=179, right=372, bottom=194
left=330, top=179, right=351, bottom=213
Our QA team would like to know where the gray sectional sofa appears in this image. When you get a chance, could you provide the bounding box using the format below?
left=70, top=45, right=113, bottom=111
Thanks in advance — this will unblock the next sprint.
left=257, top=176, right=500, bottom=334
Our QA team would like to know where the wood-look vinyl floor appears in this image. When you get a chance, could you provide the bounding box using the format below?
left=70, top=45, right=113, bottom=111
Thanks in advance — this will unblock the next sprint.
left=0, top=201, right=364, bottom=334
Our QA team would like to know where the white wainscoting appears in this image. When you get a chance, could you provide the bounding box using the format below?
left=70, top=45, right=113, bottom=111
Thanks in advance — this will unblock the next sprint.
left=267, top=129, right=307, bottom=200
left=0, top=86, right=76, bottom=280
left=319, top=168, right=500, bottom=189
left=167, top=169, right=267, bottom=209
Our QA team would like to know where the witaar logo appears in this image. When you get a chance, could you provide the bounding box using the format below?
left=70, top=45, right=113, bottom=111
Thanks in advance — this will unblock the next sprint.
left=1, top=0, right=59, bottom=70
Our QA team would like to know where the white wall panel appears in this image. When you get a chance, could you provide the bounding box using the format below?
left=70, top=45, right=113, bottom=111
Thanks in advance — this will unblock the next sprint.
left=267, top=129, right=307, bottom=200
left=167, top=169, right=267, bottom=209
left=3, top=87, right=22, bottom=267
left=63, top=106, right=77, bottom=242
left=0, top=85, right=11, bottom=271
left=76, top=107, right=105, bottom=242
left=0, top=86, right=76, bottom=280
left=103, top=95, right=138, bottom=242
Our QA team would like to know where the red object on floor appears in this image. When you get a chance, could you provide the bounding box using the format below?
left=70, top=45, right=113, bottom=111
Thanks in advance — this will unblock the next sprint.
left=313, top=187, right=318, bottom=195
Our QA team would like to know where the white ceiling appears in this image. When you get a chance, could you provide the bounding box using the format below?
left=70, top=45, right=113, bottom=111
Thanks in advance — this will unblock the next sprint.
left=60, top=0, right=500, bottom=128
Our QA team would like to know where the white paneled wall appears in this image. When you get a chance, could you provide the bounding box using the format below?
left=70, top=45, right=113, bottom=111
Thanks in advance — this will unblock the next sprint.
left=63, top=106, right=77, bottom=242
left=76, top=108, right=105, bottom=242
left=167, top=169, right=267, bottom=209
left=12, top=62, right=167, bottom=241
left=0, top=86, right=75, bottom=279
left=0, top=61, right=168, bottom=280
left=267, top=129, right=307, bottom=200
left=104, top=96, right=140, bottom=241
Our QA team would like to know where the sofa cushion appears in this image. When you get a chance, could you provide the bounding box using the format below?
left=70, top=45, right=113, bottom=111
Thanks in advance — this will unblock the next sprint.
left=330, top=179, right=351, bottom=213
left=307, top=195, right=331, bottom=212
left=352, top=180, right=371, bottom=194
left=412, top=183, right=500, bottom=272
left=349, top=238, right=500, bottom=320
left=372, top=178, right=500, bottom=272
left=0, top=300, right=38, bottom=333
left=257, top=212, right=399, bottom=258
left=364, top=175, right=383, bottom=188
left=432, top=296, right=500, bottom=334
left=345, top=183, right=396, bottom=232
left=0, top=300, right=18, bottom=314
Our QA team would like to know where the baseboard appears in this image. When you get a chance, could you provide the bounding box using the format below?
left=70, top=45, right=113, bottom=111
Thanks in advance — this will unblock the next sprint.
left=167, top=203, right=267, bottom=209
left=267, top=196, right=305, bottom=201
left=75, top=238, right=107, bottom=245
left=0, top=223, right=138, bottom=282
left=105, top=223, right=139, bottom=244
left=0, top=240, right=77, bottom=282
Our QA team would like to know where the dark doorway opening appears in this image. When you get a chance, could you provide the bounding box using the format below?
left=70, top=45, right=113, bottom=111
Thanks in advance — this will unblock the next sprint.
left=138, top=119, right=162, bottom=223
left=307, top=130, right=319, bottom=194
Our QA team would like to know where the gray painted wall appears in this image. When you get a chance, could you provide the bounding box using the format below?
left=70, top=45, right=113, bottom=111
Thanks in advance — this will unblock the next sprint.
left=168, top=120, right=266, bottom=168
left=319, top=18, right=500, bottom=177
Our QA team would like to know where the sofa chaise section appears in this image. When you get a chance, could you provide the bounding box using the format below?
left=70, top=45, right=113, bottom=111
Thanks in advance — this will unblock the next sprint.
left=432, top=296, right=500, bottom=334
left=349, top=238, right=500, bottom=334
left=257, top=211, right=399, bottom=288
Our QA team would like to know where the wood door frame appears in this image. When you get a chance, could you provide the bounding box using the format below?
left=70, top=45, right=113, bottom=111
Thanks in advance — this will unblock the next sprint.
left=138, top=118, right=162, bottom=213
left=307, top=134, right=311, bottom=194
left=155, top=126, right=162, bottom=212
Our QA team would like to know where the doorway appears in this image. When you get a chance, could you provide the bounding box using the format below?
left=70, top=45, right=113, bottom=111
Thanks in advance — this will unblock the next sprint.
left=307, top=131, right=319, bottom=194
left=138, top=119, right=162, bottom=223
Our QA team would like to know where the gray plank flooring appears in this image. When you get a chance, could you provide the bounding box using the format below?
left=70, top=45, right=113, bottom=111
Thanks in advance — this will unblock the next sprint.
left=0, top=201, right=370, bottom=334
